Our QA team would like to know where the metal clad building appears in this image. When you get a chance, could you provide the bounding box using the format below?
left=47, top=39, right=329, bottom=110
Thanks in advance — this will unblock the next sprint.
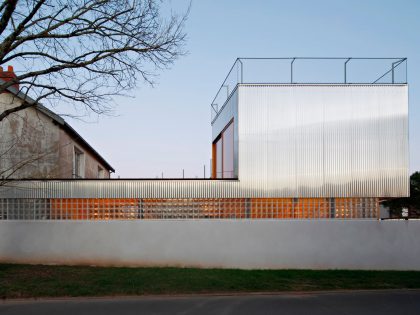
left=3, top=84, right=407, bottom=199
left=220, top=84, right=409, bottom=198
left=0, top=58, right=409, bottom=220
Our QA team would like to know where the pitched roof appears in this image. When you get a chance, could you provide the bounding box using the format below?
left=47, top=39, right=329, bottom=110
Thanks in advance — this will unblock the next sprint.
left=0, top=79, right=115, bottom=173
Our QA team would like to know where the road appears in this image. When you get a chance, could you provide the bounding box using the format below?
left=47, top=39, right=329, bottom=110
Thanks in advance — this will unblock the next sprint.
left=0, top=290, right=419, bottom=315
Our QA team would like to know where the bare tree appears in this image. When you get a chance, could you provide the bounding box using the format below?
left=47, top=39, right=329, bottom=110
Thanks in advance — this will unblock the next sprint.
left=0, top=0, right=188, bottom=121
left=0, top=0, right=187, bottom=184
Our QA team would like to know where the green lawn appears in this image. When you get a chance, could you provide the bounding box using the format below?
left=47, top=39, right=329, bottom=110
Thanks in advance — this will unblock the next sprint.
left=0, top=264, right=419, bottom=298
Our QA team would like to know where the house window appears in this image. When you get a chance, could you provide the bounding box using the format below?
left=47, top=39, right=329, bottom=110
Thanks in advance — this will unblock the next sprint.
left=73, top=147, right=84, bottom=178
left=215, top=137, right=223, bottom=178
left=222, top=122, right=234, bottom=178
left=98, top=166, right=105, bottom=179
left=212, top=120, right=235, bottom=179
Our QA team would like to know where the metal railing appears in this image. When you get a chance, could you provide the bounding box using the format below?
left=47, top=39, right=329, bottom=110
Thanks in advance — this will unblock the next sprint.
left=211, top=57, right=407, bottom=121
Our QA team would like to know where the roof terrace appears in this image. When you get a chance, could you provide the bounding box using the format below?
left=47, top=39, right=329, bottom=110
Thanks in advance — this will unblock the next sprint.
left=211, top=57, right=407, bottom=122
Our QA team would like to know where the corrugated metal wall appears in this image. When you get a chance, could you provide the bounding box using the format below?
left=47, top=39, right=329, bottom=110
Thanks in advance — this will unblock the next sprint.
left=212, top=86, right=239, bottom=177
left=0, top=180, right=241, bottom=199
left=211, top=86, right=238, bottom=139
left=0, top=84, right=408, bottom=199
left=237, top=84, right=409, bottom=198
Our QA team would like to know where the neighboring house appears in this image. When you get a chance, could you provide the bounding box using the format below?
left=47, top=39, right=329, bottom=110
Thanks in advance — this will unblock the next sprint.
left=0, top=66, right=114, bottom=179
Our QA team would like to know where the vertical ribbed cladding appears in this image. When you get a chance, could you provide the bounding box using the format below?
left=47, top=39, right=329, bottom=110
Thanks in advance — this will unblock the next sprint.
left=212, top=87, right=239, bottom=179
left=237, top=84, right=409, bottom=198
left=0, top=179, right=244, bottom=198
left=212, top=87, right=238, bottom=140
left=239, top=85, right=269, bottom=197
left=0, top=85, right=409, bottom=200
left=401, top=84, right=409, bottom=197
left=295, top=86, right=325, bottom=197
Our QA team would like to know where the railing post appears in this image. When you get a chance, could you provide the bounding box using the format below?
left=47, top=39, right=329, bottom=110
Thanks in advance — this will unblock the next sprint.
left=238, top=59, right=243, bottom=84
left=291, top=58, right=295, bottom=84
left=392, top=62, right=396, bottom=83
left=344, top=58, right=351, bottom=84
left=222, top=85, right=229, bottom=98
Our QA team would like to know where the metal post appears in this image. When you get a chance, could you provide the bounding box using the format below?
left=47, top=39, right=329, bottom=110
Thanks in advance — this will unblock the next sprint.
left=344, top=58, right=351, bottom=83
left=203, top=165, right=206, bottom=178
left=291, top=58, right=296, bottom=84
left=391, top=62, right=396, bottom=83
left=238, top=59, right=243, bottom=83
left=182, top=169, right=184, bottom=178
left=222, top=85, right=229, bottom=98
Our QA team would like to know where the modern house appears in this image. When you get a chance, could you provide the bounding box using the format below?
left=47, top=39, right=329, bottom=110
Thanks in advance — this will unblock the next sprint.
left=209, top=58, right=409, bottom=219
left=0, top=58, right=409, bottom=220
left=0, top=66, right=114, bottom=180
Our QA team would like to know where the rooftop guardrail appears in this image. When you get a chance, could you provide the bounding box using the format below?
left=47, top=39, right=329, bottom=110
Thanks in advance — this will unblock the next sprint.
left=211, top=57, right=407, bottom=122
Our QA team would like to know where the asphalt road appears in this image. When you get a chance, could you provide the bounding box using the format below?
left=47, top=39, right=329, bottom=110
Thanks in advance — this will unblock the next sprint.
left=1, top=290, right=419, bottom=315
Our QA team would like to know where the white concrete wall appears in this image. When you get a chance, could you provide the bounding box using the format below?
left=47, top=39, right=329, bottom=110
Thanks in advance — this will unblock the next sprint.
left=0, top=220, right=419, bottom=270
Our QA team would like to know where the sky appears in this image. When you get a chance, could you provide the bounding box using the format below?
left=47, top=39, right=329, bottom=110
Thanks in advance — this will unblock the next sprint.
left=67, top=0, right=419, bottom=178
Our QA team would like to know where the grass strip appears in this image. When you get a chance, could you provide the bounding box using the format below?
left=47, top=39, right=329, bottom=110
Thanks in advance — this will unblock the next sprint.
left=1, top=264, right=420, bottom=299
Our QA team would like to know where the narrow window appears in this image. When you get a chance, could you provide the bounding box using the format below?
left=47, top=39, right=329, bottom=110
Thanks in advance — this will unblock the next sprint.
left=215, top=137, right=223, bottom=178
left=73, top=147, right=84, bottom=178
left=222, top=122, right=234, bottom=178
left=98, top=166, right=105, bottom=179
left=212, top=119, right=235, bottom=179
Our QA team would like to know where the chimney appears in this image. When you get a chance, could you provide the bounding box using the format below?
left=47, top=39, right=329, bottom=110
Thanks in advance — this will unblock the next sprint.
left=0, top=65, right=19, bottom=93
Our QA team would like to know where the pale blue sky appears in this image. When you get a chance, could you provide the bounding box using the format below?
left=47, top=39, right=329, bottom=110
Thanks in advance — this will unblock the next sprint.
left=68, top=0, right=419, bottom=178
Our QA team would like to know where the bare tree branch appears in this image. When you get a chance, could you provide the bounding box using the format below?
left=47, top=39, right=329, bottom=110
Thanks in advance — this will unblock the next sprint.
left=0, top=0, right=18, bottom=36
left=0, top=0, right=188, bottom=122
